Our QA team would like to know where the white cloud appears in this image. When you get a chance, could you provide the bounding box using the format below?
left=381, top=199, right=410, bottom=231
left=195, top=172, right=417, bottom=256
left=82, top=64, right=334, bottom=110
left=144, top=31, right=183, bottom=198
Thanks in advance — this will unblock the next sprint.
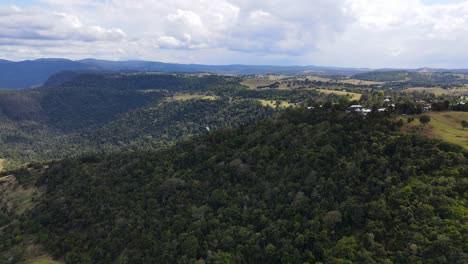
left=1, top=0, right=468, bottom=67
left=309, top=0, right=468, bottom=68
left=0, top=6, right=125, bottom=44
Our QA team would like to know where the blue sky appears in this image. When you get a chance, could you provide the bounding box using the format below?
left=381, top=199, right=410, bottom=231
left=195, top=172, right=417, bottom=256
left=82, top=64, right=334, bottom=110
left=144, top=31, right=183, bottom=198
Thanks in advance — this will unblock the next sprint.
left=2, top=0, right=468, bottom=68
left=1, top=0, right=38, bottom=7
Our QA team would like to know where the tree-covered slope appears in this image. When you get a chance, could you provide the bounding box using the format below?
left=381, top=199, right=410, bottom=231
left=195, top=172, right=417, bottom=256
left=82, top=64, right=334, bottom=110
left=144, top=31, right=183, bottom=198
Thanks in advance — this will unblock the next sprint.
left=0, top=73, right=277, bottom=165
left=1, top=73, right=237, bottom=131
left=88, top=99, right=276, bottom=151
left=2, top=109, right=466, bottom=263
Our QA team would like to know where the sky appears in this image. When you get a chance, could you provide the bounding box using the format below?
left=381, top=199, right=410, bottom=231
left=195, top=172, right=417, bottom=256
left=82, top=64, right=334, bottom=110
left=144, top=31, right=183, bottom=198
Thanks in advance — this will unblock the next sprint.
left=1, top=0, right=468, bottom=68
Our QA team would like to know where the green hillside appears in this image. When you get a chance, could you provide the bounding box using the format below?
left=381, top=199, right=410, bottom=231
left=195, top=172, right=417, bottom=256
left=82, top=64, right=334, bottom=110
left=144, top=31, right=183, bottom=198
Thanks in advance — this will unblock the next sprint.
left=0, top=73, right=280, bottom=166
left=2, top=109, right=466, bottom=263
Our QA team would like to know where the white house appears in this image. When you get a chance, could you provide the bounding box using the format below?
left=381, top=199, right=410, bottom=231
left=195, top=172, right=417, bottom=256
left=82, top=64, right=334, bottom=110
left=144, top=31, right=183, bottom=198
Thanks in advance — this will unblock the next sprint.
left=350, top=105, right=364, bottom=110
left=349, top=105, right=372, bottom=115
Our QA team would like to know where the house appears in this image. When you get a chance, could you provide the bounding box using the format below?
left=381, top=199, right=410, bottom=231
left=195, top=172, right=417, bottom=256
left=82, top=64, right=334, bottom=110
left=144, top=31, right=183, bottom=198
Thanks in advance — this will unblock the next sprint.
left=361, top=108, right=372, bottom=115
left=350, top=105, right=364, bottom=111
left=383, top=98, right=391, bottom=103
left=349, top=105, right=372, bottom=115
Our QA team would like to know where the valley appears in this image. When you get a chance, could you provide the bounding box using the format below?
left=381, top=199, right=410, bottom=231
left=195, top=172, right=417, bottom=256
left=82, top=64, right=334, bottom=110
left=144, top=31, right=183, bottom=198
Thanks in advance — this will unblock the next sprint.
left=0, top=69, right=467, bottom=264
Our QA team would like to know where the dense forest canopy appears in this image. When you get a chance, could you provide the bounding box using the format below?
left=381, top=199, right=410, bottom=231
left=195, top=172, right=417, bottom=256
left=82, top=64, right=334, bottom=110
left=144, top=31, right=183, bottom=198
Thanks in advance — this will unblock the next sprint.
left=0, top=73, right=283, bottom=166
left=1, top=108, right=467, bottom=263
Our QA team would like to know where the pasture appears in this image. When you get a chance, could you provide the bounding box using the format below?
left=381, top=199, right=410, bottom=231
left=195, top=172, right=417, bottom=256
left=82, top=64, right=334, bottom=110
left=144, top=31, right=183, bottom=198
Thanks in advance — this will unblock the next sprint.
left=317, top=89, right=362, bottom=101
left=164, top=94, right=218, bottom=101
left=258, top=99, right=295, bottom=108
left=403, top=87, right=468, bottom=96
left=402, top=111, right=468, bottom=149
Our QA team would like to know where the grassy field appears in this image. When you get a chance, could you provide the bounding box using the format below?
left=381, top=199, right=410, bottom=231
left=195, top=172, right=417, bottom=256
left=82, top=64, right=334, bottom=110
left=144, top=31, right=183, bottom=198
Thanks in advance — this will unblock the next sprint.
left=402, top=111, right=468, bottom=149
left=243, top=76, right=382, bottom=90
left=241, top=79, right=277, bottom=89
left=28, top=257, right=62, bottom=264
left=318, top=89, right=362, bottom=101
left=306, top=76, right=384, bottom=85
left=258, top=99, right=295, bottom=108
left=164, top=94, right=218, bottom=101
left=0, top=175, right=43, bottom=215
left=404, top=87, right=468, bottom=96
left=338, top=79, right=384, bottom=85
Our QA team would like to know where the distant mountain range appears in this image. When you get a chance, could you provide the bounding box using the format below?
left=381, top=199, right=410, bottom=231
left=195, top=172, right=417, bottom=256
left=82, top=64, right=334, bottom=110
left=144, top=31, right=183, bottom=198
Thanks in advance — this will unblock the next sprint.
left=1, top=58, right=468, bottom=89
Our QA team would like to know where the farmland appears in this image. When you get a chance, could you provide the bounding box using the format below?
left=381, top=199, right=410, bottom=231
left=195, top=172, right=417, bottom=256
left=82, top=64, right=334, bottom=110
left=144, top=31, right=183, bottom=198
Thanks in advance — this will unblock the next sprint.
left=242, top=75, right=382, bottom=90
left=402, top=111, right=468, bottom=149
left=403, top=87, right=468, bottom=96
left=29, top=257, right=62, bottom=264
left=258, top=99, right=295, bottom=108
left=317, top=89, right=362, bottom=101
left=164, top=94, right=219, bottom=101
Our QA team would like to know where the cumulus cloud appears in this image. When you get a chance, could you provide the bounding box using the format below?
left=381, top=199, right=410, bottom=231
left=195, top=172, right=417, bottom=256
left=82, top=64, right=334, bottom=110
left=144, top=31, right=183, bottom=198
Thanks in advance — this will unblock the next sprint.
left=1, top=0, right=468, bottom=67
left=314, top=0, right=468, bottom=68
left=0, top=5, right=125, bottom=45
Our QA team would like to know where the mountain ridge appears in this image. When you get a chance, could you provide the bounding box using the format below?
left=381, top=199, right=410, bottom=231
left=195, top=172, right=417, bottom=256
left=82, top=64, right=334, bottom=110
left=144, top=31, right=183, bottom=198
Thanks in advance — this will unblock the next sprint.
left=3, top=58, right=468, bottom=90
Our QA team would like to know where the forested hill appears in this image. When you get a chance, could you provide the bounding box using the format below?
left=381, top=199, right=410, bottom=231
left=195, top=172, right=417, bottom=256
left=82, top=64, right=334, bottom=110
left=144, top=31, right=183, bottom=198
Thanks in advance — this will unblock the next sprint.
left=0, top=73, right=282, bottom=165
left=2, top=108, right=466, bottom=263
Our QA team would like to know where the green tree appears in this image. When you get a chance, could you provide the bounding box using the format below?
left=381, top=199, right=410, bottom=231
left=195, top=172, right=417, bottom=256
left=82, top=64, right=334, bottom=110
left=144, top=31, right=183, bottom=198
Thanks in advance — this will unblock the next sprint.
left=461, top=120, right=468, bottom=130
left=419, top=115, right=431, bottom=126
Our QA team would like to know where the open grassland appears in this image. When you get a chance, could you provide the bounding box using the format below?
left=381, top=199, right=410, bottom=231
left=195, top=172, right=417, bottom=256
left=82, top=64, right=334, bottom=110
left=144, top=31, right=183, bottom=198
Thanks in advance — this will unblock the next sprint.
left=0, top=175, right=43, bottom=215
left=318, top=89, right=362, bottom=101
left=241, top=79, right=278, bottom=89
left=243, top=76, right=383, bottom=90
left=305, top=76, right=384, bottom=85
left=28, top=256, right=63, bottom=264
left=402, top=111, right=468, bottom=149
left=265, top=75, right=289, bottom=80
left=241, top=75, right=289, bottom=89
left=242, top=77, right=363, bottom=101
left=258, top=99, right=295, bottom=108
left=304, top=76, right=332, bottom=82
left=338, top=78, right=384, bottom=85
left=18, top=242, right=63, bottom=264
left=0, top=175, right=58, bottom=263
left=404, top=87, right=468, bottom=96
left=164, top=94, right=218, bottom=101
